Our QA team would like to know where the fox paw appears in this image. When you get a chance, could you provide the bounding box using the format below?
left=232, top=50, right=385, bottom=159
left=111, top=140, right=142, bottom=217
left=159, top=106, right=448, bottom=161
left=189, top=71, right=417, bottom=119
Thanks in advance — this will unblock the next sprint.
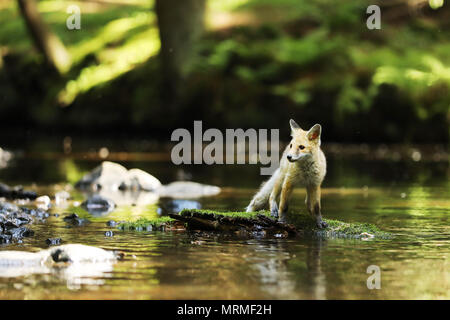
left=316, top=220, right=328, bottom=229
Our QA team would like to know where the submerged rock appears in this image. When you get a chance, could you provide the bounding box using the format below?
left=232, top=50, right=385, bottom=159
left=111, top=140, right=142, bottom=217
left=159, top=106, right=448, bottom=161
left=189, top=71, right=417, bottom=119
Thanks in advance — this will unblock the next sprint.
left=81, top=195, right=116, bottom=216
left=0, top=183, right=37, bottom=200
left=0, top=147, right=12, bottom=169
left=0, top=234, right=11, bottom=244
left=106, top=220, right=119, bottom=227
left=0, top=201, right=45, bottom=244
left=104, top=231, right=114, bottom=237
left=63, top=213, right=90, bottom=226
left=35, top=195, right=51, bottom=210
left=157, top=199, right=201, bottom=215
left=127, top=168, right=162, bottom=191
left=156, top=181, right=221, bottom=199
left=86, top=189, right=159, bottom=207
left=6, top=227, right=34, bottom=240
left=0, top=244, right=121, bottom=279
left=55, top=191, right=71, bottom=206
left=75, top=161, right=220, bottom=201
left=45, top=238, right=62, bottom=246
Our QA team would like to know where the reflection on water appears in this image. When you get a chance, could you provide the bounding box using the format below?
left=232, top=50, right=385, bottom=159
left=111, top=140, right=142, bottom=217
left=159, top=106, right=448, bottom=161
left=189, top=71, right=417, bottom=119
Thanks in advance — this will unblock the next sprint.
left=0, top=261, right=114, bottom=291
left=0, top=150, right=448, bottom=299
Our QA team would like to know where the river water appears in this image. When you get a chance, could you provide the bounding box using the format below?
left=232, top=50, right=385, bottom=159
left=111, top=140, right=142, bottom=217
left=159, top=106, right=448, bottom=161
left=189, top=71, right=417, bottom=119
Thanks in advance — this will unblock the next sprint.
left=0, top=143, right=448, bottom=299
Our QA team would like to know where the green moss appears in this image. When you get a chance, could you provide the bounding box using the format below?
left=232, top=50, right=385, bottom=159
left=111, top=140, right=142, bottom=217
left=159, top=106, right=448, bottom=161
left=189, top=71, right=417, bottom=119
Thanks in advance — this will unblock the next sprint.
left=180, top=209, right=392, bottom=239
left=180, top=208, right=272, bottom=219
left=118, top=216, right=174, bottom=231
left=118, top=209, right=391, bottom=239
left=286, top=212, right=391, bottom=239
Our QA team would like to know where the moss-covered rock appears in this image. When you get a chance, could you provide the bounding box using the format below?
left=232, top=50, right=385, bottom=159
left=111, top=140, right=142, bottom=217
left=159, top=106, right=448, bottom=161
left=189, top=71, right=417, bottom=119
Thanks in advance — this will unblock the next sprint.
left=281, top=210, right=391, bottom=239
left=178, top=209, right=391, bottom=239
left=117, top=208, right=392, bottom=239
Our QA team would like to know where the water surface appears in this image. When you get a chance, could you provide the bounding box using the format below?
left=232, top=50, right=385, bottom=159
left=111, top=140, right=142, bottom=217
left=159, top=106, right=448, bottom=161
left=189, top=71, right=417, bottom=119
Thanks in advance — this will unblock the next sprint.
left=0, top=146, right=448, bottom=299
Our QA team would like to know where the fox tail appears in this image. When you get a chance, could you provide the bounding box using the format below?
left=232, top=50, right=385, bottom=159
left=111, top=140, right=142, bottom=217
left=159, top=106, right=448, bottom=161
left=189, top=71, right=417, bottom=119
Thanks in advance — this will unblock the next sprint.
left=246, top=169, right=280, bottom=212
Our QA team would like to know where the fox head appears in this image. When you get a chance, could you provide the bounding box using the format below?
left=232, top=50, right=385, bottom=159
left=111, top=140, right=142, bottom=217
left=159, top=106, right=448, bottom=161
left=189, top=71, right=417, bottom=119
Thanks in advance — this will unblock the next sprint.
left=286, top=119, right=322, bottom=163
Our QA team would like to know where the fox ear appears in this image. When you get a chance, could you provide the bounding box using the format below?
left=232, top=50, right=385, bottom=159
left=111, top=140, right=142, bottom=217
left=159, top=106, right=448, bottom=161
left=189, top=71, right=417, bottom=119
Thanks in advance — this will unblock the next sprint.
left=307, top=124, right=321, bottom=141
left=290, top=119, right=300, bottom=132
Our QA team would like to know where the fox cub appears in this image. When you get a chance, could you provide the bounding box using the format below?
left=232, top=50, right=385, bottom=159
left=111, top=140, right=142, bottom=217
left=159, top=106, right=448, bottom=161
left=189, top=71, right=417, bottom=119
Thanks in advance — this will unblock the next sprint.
left=246, top=119, right=327, bottom=228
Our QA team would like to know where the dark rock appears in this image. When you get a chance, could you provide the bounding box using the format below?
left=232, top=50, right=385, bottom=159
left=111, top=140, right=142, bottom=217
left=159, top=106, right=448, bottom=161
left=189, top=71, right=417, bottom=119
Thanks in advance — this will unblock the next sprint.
left=19, top=190, right=38, bottom=200
left=0, top=234, right=11, bottom=244
left=106, top=220, right=118, bottom=227
left=6, top=227, right=34, bottom=239
left=0, top=183, right=10, bottom=195
left=0, top=183, right=37, bottom=200
left=104, top=231, right=114, bottom=237
left=63, top=213, right=78, bottom=220
left=51, top=248, right=71, bottom=263
left=16, top=215, right=32, bottom=224
left=157, top=199, right=201, bottom=215
left=0, top=202, right=19, bottom=213
left=81, top=195, right=116, bottom=216
left=63, top=213, right=90, bottom=226
left=0, top=200, right=47, bottom=244
left=3, top=219, right=21, bottom=229
left=45, top=238, right=62, bottom=246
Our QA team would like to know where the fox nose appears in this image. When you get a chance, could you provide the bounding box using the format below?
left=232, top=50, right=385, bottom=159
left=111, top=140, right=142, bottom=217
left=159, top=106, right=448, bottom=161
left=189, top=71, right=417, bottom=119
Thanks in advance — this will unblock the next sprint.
left=287, top=155, right=292, bottom=161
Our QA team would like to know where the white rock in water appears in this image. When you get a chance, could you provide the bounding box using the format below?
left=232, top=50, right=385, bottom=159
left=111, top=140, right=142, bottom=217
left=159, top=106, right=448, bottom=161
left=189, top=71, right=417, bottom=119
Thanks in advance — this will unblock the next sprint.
left=35, top=195, right=51, bottom=210
left=76, top=161, right=129, bottom=190
left=128, top=168, right=161, bottom=191
left=46, top=244, right=117, bottom=264
left=0, top=251, right=44, bottom=267
left=55, top=190, right=71, bottom=206
left=0, top=244, right=117, bottom=280
left=75, top=161, right=161, bottom=191
left=156, top=181, right=221, bottom=199
left=0, top=147, right=12, bottom=169
left=90, top=189, right=159, bottom=207
left=0, top=244, right=117, bottom=267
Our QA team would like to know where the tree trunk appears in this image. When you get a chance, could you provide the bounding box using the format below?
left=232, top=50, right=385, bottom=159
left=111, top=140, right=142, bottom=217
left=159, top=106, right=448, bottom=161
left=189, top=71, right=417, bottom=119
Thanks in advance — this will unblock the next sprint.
left=17, top=0, right=71, bottom=74
left=155, top=0, right=205, bottom=108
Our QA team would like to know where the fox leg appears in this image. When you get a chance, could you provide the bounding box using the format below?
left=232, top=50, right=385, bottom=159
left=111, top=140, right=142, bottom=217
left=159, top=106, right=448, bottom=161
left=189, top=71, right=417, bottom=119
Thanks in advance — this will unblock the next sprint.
left=278, top=179, right=293, bottom=223
left=306, top=185, right=327, bottom=229
left=269, top=178, right=283, bottom=218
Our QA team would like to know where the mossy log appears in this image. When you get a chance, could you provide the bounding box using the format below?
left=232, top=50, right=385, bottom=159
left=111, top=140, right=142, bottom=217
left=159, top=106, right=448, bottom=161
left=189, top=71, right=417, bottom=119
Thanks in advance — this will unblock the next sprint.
left=118, top=209, right=391, bottom=240
left=170, top=210, right=298, bottom=237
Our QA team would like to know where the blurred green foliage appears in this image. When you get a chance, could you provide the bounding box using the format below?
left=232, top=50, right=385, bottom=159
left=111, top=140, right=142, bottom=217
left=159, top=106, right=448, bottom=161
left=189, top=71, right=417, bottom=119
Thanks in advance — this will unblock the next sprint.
left=0, top=0, right=448, bottom=143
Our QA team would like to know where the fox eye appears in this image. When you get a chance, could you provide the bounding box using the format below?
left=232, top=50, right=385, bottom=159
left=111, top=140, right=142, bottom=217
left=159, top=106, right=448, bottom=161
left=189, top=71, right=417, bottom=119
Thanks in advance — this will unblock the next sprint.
left=299, top=145, right=305, bottom=150
left=290, top=144, right=292, bottom=149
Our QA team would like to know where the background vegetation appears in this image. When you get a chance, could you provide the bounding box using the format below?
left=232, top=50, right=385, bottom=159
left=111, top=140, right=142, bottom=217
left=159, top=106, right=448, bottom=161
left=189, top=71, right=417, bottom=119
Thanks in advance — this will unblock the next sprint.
left=0, top=0, right=449, bottom=143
